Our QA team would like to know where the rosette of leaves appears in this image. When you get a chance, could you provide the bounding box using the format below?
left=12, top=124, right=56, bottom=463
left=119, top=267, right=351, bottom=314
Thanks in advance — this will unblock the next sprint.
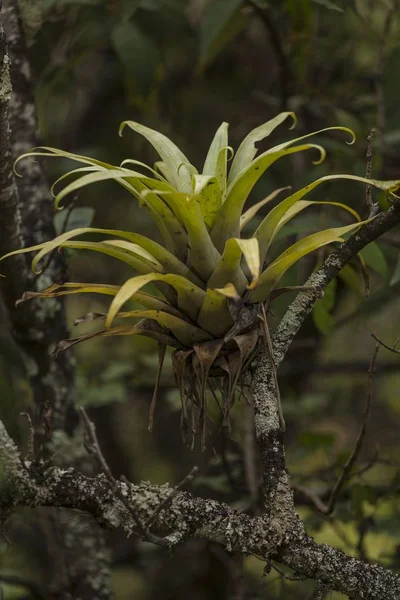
left=2, top=113, right=399, bottom=447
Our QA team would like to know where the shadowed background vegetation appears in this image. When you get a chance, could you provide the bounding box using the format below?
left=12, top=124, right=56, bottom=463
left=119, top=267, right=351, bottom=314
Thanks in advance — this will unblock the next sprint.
left=1, top=0, right=400, bottom=598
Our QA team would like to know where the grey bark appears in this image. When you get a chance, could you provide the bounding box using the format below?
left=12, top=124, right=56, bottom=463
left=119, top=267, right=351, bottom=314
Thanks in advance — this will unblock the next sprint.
left=0, top=2, right=111, bottom=598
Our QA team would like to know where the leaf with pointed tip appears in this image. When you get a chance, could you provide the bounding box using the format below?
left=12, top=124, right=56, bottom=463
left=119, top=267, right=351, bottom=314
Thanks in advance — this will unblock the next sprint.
left=240, top=187, right=291, bottom=231
left=120, top=121, right=196, bottom=192
left=1, top=226, right=200, bottom=284
left=48, top=240, right=165, bottom=274
left=254, top=173, right=396, bottom=265
left=228, top=112, right=297, bottom=184
left=211, top=143, right=326, bottom=250
left=14, top=146, right=116, bottom=177
left=18, top=282, right=184, bottom=317
left=139, top=178, right=220, bottom=280
left=203, top=122, right=229, bottom=197
left=212, top=126, right=356, bottom=249
left=54, top=321, right=182, bottom=355
left=43, top=163, right=189, bottom=258
left=251, top=219, right=371, bottom=302
left=109, top=308, right=213, bottom=347
left=215, top=283, right=240, bottom=298
left=275, top=200, right=361, bottom=235
left=51, top=167, right=155, bottom=209
left=106, top=273, right=206, bottom=328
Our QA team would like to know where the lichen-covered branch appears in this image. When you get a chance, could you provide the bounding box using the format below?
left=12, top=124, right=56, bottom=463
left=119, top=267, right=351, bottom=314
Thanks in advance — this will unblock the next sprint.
left=248, top=203, right=400, bottom=597
left=0, top=2, right=110, bottom=597
left=0, top=418, right=399, bottom=600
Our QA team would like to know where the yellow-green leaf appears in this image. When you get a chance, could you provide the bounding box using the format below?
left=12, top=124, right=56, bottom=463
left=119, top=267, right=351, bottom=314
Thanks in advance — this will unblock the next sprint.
left=197, top=289, right=233, bottom=337
left=192, top=175, right=222, bottom=229
left=240, top=187, right=291, bottom=231
left=251, top=220, right=370, bottom=302
left=228, top=113, right=296, bottom=184
left=120, top=121, right=196, bottom=193
left=211, top=143, right=326, bottom=250
left=106, top=273, right=206, bottom=327
left=212, top=126, right=355, bottom=250
left=203, top=122, right=229, bottom=197
left=254, top=173, right=397, bottom=265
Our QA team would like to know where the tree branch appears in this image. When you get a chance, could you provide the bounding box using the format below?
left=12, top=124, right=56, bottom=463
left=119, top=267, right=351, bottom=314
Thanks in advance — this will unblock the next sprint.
left=0, top=417, right=399, bottom=600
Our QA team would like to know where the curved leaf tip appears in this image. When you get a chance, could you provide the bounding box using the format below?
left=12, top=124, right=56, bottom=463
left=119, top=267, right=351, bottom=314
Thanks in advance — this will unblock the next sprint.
left=119, top=121, right=128, bottom=137
left=288, top=112, right=298, bottom=130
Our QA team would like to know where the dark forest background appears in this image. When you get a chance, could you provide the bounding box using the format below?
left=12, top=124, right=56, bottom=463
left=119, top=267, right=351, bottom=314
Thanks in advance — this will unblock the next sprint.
left=1, top=1, right=400, bottom=598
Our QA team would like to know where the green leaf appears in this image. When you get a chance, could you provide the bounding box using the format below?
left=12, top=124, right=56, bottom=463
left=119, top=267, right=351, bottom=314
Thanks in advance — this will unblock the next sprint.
left=312, top=0, right=344, bottom=11
left=57, top=240, right=164, bottom=274
left=14, top=146, right=116, bottom=174
left=114, top=309, right=213, bottom=347
left=203, top=122, right=229, bottom=197
left=19, top=282, right=183, bottom=317
left=1, top=226, right=200, bottom=283
left=199, top=0, right=245, bottom=70
left=212, top=126, right=356, bottom=250
left=254, top=173, right=396, bottom=266
left=106, top=273, right=206, bottom=327
left=120, top=121, right=195, bottom=192
left=228, top=112, right=296, bottom=184
left=251, top=219, right=370, bottom=302
left=55, top=322, right=183, bottom=353
left=359, top=242, right=388, bottom=277
left=212, top=143, right=326, bottom=250
left=111, top=21, right=160, bottom=96
left=207, top=238, right=254, bottom=294
left=136, top=177, right=220, bottom=280
left=51, top=167, right=152, bottom=208
left=240, top=187, right=291, bottom=231
left=36, top=158, right=189, bottom=258
left=338, top=264, right=363, bottom=296
left=197, top=289, right=233, bottom=337
left=193, top=175, right=222, bottom=228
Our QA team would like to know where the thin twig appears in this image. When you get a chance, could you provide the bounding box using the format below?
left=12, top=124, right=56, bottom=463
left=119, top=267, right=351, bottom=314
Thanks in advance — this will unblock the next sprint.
left=79, top=407, right=170, bottom=547
left=292, top=345, right=379, bottom=515
left=80, top=408, right=198, bottom=547
left=370, top=329, right=400, bottom=355
left=327, top=344, right=379, bottom=511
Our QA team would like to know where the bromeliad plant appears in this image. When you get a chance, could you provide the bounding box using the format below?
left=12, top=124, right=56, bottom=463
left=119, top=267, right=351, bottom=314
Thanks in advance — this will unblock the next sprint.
left=2, top=112, right=399, bottom=446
